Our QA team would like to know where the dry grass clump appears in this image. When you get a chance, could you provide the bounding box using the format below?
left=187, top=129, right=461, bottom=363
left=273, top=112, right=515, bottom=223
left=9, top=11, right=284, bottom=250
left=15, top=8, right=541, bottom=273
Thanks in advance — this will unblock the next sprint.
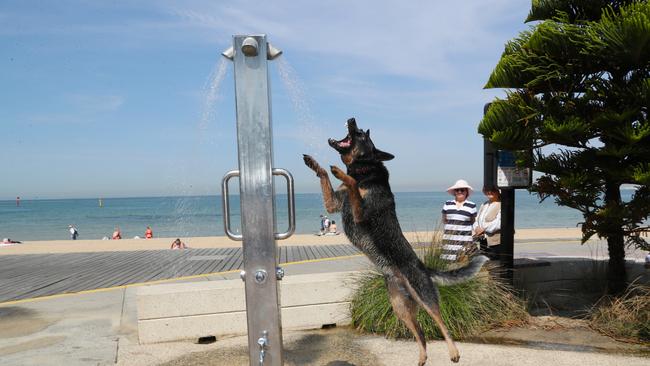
left=589, top=283, right=650, bottom=344
left=349, top=233, right=528, bottom=340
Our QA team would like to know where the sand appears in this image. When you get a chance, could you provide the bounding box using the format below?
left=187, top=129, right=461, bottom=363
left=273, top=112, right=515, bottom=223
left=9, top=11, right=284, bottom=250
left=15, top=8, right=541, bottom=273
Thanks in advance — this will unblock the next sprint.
left=0, top=227, right=585, bottom=255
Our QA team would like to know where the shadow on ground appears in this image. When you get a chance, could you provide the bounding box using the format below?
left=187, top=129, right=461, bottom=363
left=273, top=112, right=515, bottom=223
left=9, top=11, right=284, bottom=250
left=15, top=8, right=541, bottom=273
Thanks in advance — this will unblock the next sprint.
left=159, top=327, right=381, bottom=366
left=0, top=307, right=58, bottom=338
left=158, top=318, right=649, bottom=366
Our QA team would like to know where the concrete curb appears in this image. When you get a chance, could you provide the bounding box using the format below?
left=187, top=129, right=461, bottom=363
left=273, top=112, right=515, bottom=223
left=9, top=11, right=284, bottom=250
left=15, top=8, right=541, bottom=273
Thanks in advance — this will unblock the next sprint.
left=137, top=271, right=357, bottom=343
left=137, top=256, right=649, bottom=344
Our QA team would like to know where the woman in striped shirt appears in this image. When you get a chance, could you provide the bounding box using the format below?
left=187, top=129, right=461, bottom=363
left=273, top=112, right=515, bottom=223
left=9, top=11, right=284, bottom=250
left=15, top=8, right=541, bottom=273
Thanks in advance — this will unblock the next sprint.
left=440, top=179, right=477, bottom=262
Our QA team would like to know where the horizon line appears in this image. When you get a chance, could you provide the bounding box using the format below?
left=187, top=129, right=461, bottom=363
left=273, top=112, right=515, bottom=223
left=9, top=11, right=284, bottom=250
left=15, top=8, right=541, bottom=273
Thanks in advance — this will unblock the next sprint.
left=2, top=191, right=490, bottom=202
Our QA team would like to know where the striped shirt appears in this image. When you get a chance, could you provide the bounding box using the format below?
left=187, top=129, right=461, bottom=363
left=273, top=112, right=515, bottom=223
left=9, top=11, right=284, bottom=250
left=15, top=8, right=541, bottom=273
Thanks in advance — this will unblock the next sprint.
left=441, top=200, right=477, bottom=261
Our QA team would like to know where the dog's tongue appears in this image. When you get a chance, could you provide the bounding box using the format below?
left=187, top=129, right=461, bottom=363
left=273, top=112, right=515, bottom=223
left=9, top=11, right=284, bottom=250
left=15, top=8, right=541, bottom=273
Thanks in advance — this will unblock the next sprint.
left=339, top=140, right=351, bottom=148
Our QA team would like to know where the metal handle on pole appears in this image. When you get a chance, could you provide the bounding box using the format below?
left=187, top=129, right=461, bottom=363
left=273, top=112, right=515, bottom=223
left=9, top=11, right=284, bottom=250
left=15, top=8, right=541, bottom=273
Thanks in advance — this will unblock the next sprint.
left=222, top=170, right=243, bottom=241
left=222, top=168, right=295, bottom=241
left=272, top=168, right=295, bottom=240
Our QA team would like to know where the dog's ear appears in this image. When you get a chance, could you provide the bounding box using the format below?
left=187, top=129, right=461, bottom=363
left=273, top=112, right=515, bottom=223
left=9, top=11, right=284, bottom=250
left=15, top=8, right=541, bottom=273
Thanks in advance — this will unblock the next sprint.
left=375, top=148, right=394, bottom=161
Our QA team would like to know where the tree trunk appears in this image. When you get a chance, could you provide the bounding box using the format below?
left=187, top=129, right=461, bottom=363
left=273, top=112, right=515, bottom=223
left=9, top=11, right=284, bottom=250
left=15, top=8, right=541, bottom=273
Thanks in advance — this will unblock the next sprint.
left=604, top=182, right=626, bottom=294
left=606, top=232, right=626, bottom=294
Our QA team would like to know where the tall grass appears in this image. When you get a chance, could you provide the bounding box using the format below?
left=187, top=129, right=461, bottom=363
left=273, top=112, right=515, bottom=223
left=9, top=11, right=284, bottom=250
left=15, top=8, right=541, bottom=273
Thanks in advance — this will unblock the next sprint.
left=589, top=283, right=650, bottom=344
left=349, top=231, right=528, bottom=340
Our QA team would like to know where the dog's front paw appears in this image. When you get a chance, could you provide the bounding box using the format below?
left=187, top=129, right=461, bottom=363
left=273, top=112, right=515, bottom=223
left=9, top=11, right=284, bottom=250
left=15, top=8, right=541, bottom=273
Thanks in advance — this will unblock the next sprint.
left=330, top=166, right=356, bottom=187
left=303, top=154, right=327, bottom=177
left=330, top=165, right=346, bottom=181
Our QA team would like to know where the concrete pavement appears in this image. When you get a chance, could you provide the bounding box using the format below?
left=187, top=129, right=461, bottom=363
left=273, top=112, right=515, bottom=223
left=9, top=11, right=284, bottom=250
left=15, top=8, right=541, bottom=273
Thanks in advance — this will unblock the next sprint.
left=0, top=239, right=648, bottom=365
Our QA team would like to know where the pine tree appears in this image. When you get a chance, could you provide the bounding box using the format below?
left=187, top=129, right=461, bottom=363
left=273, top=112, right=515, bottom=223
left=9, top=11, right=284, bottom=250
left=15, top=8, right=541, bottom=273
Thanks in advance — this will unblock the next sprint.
left=479, top=0, right=650, bottom=293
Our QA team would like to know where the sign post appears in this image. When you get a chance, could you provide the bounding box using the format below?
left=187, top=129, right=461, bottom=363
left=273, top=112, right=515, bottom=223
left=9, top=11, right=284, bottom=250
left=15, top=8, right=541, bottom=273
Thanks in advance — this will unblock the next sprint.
left=482, top=104, right=531, bottom=282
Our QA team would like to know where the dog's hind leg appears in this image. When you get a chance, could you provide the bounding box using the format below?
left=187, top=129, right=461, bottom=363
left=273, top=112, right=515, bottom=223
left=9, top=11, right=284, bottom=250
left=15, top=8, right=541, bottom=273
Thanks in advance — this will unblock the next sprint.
left=422, top=299, right=460, bottom=363
left=397, top=269, right=461, bottom=363
left=386, top=276, right=427, bottom=366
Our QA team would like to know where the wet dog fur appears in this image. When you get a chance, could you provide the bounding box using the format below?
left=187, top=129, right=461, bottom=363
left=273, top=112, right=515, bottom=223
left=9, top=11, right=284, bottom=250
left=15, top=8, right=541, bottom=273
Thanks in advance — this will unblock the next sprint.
left=303, top=118, right=488, bottom=365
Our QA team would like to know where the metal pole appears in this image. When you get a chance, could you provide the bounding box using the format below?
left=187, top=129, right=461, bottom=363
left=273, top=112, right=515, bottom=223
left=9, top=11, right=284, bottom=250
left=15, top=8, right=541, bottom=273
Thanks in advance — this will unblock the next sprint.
left=500, top=188, right=515, bottom=282
left=483, top=102, right=514, bottom=282
left=229, top=34, right=283, bottom=366
left=483, top=138, right=497, bottom=188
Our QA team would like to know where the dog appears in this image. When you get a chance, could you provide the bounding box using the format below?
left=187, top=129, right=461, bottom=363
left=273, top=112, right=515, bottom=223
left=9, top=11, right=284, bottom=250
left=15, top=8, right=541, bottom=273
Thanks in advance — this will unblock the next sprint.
left=303, top=118, right=488, bottom=365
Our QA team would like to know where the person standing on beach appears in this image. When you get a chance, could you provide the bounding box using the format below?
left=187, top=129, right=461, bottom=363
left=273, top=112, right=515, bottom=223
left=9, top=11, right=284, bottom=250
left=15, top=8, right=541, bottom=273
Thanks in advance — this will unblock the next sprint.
left=145, top=226, right=153, bottom=239
left=323, top=216, right=330, bottom=232
left=112, top=227, right=122, bottom=240
left=319, top=214, right=330, bottom=235
left=68, top=225, right=79, bottom=240
left=441, top=179, right=477, bottom=262
left=473, top=186, right=501, bottom=260
left=319, top=214, right=326, bottom=235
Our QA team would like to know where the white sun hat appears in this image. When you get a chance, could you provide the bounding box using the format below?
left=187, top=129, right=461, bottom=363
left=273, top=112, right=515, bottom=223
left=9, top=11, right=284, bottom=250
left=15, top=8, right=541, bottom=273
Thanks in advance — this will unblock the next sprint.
left=446, top=179, right=474, bottom=196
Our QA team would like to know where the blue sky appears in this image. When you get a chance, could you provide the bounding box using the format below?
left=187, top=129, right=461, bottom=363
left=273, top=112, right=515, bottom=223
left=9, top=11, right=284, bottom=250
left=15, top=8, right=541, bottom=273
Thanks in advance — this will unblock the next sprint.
left=1, top=1, right=532, bottom=199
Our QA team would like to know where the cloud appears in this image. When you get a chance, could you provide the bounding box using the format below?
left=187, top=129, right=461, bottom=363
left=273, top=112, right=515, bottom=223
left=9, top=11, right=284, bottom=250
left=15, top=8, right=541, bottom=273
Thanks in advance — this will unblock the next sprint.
left=315, top=75, right=500, bottom=115
left=64, top=94, right=125, bottom=112
left=12, top=94, right=125, bottom=126
left=1, top=0, right=534, bottom=198
left=2, top=1, right=528, bottom=83
left=165, top=1, right=528, bottom=81
left=162, top=0, right=528, bottom=123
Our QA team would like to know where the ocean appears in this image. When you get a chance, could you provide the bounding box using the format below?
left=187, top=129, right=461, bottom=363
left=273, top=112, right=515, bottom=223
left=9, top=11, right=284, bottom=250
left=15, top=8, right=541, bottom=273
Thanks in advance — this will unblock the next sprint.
left=0, top=192, right=592, bottom=241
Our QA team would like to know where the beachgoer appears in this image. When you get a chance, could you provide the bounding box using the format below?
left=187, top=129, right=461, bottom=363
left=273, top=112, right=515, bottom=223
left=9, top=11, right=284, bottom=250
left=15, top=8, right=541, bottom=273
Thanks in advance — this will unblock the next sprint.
left=145, top=226, right=153, bottom=239
left=69, top=224, right=79, bottom=240
left=2, top=238, right=21, bottom=244
left=328, top=220, right=338, bottom=234
left=323, top=216, right=331, bottom=232
left=171, top=238, right=187, bottom=250
left=441, top=179, right=477, bottom=262
left=112, top=227, right=122, bottom=240
left=473, top=185, right=501, bottom=260
left=319, top=214, right=326, bottom=235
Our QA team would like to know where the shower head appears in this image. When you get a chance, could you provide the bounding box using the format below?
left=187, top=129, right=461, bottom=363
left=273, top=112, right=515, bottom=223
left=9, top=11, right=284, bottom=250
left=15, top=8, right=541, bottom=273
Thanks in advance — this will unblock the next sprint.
left=221, top=37, right=282, bottom=61
left=267, top=43, right=282, bottom=60
left=222, top=46, right=234, bottom=60
left=241, top=37, right=259, bottom=57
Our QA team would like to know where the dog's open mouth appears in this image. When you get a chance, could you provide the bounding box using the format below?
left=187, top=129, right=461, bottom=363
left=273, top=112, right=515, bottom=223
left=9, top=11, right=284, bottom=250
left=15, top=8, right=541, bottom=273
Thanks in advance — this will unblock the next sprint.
left=328, top=118, right=358, bottom=153
left=328, top=135, right=352, bottom=151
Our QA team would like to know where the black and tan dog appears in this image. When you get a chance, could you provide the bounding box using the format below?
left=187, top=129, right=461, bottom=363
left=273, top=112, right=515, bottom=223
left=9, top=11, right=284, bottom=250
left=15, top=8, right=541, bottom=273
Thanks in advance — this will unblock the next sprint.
left=303, top=118, right=488, bottom=365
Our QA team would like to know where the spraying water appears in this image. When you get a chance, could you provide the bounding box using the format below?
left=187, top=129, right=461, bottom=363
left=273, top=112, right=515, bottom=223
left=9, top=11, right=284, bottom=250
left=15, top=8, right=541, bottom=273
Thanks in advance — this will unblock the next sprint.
left=275, top=57, right=329, bottom=158
left=163, top=57, right=230, bottom=247
left=163, top=54, right=322, bottom=247
left=199, top=57, right=229, bottom=135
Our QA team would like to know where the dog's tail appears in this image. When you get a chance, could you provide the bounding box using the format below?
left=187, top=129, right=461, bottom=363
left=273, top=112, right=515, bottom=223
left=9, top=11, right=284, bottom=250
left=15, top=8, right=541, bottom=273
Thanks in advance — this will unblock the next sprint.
left=428, top=255, right=489, bottom=286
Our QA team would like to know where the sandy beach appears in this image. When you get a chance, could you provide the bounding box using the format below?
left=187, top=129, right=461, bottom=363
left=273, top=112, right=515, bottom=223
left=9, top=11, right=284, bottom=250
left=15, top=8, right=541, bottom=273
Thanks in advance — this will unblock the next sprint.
left=0, top=227, right=586, bottom=255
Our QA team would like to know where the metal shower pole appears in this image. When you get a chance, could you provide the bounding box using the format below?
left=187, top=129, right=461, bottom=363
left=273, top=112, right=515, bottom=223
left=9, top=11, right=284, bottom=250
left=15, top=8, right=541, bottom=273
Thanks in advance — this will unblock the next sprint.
left=221, top=34, right=295, bottom=366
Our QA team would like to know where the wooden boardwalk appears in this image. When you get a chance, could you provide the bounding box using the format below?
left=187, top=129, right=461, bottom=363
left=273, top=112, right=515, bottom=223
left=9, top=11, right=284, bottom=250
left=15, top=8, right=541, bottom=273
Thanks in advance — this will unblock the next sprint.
left=0, top=245, right=361, bottom=303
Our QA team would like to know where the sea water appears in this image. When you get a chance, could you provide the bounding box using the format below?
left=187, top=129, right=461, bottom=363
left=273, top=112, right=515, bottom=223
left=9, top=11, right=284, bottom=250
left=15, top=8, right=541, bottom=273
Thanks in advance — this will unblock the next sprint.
left=0, top=191, right=594, bottom=241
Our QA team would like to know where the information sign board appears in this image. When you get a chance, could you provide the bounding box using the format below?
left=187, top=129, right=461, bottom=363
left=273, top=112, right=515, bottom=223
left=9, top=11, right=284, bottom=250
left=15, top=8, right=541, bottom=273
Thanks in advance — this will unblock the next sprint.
left=496, top=150, right=531, bottom=188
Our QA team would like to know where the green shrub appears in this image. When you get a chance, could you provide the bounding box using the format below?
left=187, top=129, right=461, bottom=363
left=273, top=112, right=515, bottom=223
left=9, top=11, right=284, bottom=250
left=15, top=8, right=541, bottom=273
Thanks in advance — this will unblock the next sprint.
left=349, top=237, right=528, bottom=340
